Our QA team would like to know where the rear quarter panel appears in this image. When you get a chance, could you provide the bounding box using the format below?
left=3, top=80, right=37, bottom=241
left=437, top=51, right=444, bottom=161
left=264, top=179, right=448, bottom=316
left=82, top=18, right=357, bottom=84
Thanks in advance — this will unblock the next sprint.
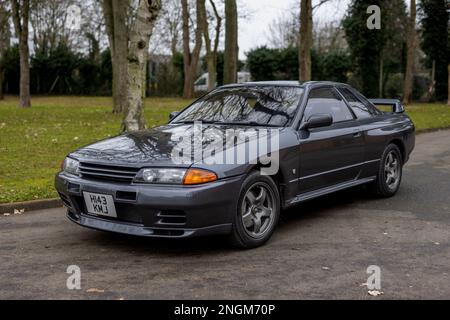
left=359, top=113, right=415, bottom=178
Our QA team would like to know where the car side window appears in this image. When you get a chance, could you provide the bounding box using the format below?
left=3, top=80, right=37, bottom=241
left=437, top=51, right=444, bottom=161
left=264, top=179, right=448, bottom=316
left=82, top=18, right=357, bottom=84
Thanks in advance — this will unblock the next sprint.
left=352, top=90, right=383, bottom=115
left=303, top=87, right=354, bottom=124
left=339, top=87, right=372, bottom=119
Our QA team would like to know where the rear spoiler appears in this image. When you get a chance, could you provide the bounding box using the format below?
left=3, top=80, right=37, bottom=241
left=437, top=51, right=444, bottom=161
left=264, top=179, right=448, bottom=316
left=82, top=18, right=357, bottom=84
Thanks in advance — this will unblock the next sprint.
left=369, top=99, right=405, bottom=114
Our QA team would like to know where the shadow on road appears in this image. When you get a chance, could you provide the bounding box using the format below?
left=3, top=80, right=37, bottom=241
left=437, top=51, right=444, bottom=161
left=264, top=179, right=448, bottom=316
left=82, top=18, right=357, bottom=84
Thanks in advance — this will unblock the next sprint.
left=82, top=185, right=379, bottom=255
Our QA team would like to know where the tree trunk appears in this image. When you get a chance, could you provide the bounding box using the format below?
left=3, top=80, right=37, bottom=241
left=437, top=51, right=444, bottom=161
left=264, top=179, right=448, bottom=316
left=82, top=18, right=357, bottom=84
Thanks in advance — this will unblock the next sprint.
left=0, top=69, right=4, bottom=100
left=11, top=0, right=31, bottom=108
left=199, top=0, right=221, bottom=91
left=402, top=0, right=416, bottom=105
left=223, top=0, right=238, bottom=84
left=206, top=57, right=217, bottom=91
left=122, top=0, right=161, bottom=132
left=0, top=3, right=9, bottom=100
left=101, top=0, right=129, bottom=114
left=448, top=63, right=450, bottom=106
left=182, top=0, right=192, bottom=98
left=112, top=0, right=129, bottom=114
left=379, top=57, right=384, bottom=98
left=299, top=0, right=312, bottom=82
left=19, top=37, right=31, bottom=108
left=182, top=0, right=203, bottom=99
left=427, top=59, right=436, bottom=101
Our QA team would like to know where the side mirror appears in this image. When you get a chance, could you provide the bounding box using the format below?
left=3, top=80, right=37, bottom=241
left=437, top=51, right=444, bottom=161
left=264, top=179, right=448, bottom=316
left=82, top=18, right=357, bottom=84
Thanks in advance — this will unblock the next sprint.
left=169, top=111, right=180, bottom=121
left=301, top=114, right=333, bottom=130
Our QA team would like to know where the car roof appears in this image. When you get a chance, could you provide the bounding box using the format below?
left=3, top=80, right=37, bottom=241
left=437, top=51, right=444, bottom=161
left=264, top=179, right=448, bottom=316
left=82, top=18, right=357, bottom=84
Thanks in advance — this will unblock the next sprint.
left=219, top=80, right=349, bottom=89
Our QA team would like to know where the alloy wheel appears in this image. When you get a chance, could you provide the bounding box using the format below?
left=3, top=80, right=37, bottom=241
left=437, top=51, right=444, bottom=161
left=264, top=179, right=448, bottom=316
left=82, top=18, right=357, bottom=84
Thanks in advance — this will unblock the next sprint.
left=241, top=183, right=276, bottom=239
left=384, top=151, right=401, bottom=191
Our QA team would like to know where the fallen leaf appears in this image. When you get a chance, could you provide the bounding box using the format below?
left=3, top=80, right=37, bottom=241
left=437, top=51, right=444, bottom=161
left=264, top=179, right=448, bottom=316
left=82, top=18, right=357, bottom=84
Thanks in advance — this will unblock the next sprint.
left=86, top=288, right=105, bottom=293
left=368, top=290, right=384, bottom=297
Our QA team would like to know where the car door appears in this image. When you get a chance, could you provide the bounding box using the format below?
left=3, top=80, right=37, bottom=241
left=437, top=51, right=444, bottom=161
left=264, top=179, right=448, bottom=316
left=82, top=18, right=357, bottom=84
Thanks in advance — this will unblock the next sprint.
left=337, top=86, right=387, bottom=179
left=298, top=86, right=365, bottom=193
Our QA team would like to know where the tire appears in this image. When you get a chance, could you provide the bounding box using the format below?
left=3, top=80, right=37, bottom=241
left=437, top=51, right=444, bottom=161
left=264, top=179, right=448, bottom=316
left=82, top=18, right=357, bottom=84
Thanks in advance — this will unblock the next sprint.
left=369, top=144, right=403, bottom=197
left=229, top=171, right=281, bottom=249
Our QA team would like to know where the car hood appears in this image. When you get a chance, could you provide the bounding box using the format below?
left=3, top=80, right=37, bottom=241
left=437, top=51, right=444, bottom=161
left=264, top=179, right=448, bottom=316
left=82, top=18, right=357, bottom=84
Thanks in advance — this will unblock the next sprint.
left=70, top=123, right=281, bottom=168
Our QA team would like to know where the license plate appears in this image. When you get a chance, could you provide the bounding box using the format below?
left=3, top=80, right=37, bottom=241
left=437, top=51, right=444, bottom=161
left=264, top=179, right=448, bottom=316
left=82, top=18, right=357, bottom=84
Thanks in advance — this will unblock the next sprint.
left=83, top=192, right=117, bottom=218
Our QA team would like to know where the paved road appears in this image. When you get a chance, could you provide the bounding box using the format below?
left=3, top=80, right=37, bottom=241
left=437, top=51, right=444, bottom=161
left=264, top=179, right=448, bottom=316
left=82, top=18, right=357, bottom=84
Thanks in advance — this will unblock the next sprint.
left=1, top=130, right=450, bottom=300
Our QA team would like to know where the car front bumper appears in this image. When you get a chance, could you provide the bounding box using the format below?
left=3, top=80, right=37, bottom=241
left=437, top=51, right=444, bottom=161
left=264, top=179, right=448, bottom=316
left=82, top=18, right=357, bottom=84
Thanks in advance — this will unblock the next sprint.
left=55, top=172, right=244, bottom=238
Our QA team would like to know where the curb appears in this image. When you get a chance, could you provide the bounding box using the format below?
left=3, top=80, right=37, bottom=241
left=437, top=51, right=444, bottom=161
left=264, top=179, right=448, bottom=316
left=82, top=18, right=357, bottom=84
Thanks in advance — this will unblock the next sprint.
left=416, top=127, right=450, bottom=134
left=0, top=198, right=62, bottom=214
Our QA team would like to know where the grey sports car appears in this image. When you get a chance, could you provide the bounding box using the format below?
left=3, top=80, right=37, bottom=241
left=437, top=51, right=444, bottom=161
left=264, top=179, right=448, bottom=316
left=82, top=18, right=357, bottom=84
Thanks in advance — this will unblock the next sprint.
left=55, top=81, right=415, bottom=248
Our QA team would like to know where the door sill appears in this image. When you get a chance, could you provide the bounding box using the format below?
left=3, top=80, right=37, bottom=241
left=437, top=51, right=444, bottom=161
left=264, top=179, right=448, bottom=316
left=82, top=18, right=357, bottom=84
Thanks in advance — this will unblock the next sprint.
left=285, top=177, right=376, bottom=207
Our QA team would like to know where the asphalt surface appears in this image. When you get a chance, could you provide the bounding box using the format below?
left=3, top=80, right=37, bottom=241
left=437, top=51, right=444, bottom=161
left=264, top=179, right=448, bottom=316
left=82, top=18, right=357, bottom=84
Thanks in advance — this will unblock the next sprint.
left=1, top=130, right=450, bottom=300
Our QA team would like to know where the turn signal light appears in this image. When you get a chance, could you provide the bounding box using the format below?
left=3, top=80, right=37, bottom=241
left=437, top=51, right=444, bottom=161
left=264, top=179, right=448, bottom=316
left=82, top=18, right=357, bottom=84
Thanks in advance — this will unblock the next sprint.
left=183, top=169, right=218, bottom=185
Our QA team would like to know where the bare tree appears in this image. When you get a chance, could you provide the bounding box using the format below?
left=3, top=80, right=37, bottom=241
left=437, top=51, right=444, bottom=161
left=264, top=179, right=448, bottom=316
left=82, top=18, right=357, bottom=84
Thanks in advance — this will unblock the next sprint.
left=30, top=0, right=69, bottom=54
left=182, top=0, right=203, bottom=99
left=314, top=21, right=347, bottom=53
left=299, top=0, right=312, bottom=82
left=150, top=0, right=182, bottom=57
left=199, top=0, right=222, bottom=91
left=10, top=0, right=31, bottom=108
left=101, top=0, right=129, bottom=114
left=78, top=1, right=108, bottom=57
left=268, top=11, right=300, bottom=49
left=223, top=0, right=238, bottom=84
left=403, top=0, right=416, bottom=105
left=0, top=2, right=10, bottom=100
left=448, top=63, right=450, bottom=106
left=122, top=0, right=162, bottom=132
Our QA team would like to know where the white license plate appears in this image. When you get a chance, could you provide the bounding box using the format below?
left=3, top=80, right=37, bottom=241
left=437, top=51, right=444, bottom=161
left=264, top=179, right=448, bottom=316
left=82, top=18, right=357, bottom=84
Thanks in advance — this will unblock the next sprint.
left=83, top=192, right=117, bottom=218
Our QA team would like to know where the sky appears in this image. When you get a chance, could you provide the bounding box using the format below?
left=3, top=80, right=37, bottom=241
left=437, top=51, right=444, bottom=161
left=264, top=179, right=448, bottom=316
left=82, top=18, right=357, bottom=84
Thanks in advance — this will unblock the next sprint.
left=238, top=0, right=351, bottom=59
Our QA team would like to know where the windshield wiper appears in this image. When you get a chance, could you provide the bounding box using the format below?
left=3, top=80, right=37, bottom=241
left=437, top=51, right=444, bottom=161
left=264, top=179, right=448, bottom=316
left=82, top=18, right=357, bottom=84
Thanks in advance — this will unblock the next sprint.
left=173, top=120, right=218, bottom=125
left=174, top=120, right=282, bottom=128
left=217, top=121, right=282, bottom=128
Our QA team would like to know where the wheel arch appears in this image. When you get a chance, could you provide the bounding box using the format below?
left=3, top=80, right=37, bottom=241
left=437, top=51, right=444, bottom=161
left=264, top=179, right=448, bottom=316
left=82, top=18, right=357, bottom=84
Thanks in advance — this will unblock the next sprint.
left=247, top=164, right=286, bottom=200
left=388, top=139, right=406, bottom=163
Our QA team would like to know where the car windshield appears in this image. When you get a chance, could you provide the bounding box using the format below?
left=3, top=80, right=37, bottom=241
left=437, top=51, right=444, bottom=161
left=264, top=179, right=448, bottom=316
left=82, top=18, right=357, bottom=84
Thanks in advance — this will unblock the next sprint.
left=173, top=86, right=304, bottom=127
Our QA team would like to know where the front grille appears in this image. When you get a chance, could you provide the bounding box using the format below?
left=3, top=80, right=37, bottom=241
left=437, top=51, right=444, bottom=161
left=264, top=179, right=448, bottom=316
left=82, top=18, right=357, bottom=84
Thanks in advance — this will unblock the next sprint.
left=79, top=162, right=140, bottom=184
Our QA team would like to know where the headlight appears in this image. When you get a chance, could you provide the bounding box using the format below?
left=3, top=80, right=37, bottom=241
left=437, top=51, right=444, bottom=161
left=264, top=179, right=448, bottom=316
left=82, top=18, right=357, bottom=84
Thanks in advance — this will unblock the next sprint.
left=63, top=157, right=80, bottom=176
left=135, top=168, right=187, bottom=184
left=134, top=168, right=217, bottom=185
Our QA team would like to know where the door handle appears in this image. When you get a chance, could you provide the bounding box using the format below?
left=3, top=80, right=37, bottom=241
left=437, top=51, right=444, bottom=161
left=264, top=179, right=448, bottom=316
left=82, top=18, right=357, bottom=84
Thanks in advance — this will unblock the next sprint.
left=353, top=131, right=362, bottom=138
